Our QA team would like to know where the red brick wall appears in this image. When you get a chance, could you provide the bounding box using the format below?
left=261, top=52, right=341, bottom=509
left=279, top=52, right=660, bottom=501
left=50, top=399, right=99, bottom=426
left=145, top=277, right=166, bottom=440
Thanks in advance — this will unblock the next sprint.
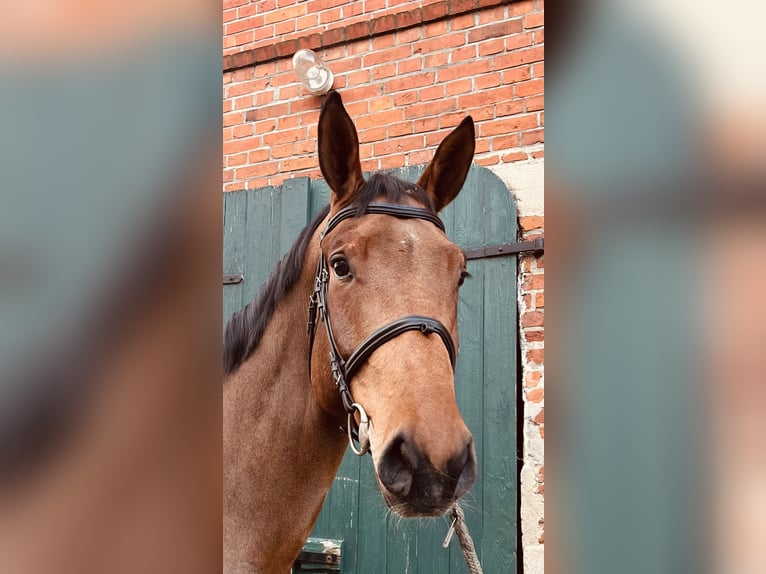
left=222, top=0, right=544, bottom=191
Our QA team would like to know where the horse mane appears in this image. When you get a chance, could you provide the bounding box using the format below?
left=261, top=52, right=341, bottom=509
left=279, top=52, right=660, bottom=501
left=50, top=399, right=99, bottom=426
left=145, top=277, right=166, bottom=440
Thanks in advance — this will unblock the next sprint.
left=223, top=172, right=434, bottom=375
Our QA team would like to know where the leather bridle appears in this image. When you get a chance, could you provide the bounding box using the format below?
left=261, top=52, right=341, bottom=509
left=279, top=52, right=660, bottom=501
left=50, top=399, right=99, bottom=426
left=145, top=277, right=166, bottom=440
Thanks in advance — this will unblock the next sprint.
left=307, top=202, right=458, bottom=455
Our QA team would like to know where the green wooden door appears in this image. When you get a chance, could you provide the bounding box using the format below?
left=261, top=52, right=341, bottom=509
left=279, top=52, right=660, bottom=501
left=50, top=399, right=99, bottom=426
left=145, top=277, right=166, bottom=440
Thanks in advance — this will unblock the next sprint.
left=223, top=166, right=518, bottom=573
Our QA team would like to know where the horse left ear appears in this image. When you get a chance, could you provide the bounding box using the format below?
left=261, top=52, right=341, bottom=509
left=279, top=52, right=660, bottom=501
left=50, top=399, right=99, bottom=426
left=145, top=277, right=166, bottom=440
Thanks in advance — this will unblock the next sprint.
left=318, top=90, right=365, bottom=206
left=417, top=116, right=475, bottom=212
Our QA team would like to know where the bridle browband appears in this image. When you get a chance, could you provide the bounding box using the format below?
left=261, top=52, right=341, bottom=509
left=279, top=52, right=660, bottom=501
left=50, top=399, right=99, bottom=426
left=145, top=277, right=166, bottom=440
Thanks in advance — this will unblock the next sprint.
left=307, top=202, right=458, bottom=454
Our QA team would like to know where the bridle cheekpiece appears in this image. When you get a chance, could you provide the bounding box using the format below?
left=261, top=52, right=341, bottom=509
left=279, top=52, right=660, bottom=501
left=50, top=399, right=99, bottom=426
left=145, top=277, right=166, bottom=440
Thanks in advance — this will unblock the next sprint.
left=307, top=202, right=458, bottom=455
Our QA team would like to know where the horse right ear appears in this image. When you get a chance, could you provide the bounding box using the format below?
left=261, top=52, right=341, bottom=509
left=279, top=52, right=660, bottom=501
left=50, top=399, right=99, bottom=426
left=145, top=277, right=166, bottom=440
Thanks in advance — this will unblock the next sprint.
left=318, top=91, right=365, bottom=207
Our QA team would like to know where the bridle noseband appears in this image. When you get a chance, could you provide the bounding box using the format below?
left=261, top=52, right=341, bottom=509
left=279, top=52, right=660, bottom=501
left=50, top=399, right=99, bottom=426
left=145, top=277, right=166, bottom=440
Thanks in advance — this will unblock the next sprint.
left=307, top=202, right=458, bottom=455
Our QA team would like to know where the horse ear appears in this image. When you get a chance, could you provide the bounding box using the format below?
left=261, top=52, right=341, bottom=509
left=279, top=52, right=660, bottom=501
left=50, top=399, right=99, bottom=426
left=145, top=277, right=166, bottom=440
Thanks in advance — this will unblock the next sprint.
left=417, top=116, right=475, bottom=212
left=318, top=91, right=365, bottom=206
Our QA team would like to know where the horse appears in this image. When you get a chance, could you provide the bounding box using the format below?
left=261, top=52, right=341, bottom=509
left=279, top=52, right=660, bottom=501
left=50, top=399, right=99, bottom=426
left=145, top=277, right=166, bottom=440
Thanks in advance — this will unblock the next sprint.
left=223, top=90, right=477, bottom=574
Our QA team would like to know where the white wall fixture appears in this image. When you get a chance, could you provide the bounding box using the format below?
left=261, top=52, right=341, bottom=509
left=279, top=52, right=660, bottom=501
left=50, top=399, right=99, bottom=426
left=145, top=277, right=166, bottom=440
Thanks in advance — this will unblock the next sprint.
left=292, top=49, right=334, bottom=95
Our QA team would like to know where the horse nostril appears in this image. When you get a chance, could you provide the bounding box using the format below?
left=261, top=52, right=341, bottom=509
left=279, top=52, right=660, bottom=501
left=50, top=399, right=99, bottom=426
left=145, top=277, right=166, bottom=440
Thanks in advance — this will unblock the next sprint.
left=454, top=439, right=477, bottom=499
left=377, top=434, right=417, bottom=497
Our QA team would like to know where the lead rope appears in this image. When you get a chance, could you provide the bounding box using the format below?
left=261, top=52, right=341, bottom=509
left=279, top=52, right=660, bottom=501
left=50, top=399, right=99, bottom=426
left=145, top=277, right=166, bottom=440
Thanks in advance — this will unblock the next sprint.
left=443, top=502, right=483, bottom=574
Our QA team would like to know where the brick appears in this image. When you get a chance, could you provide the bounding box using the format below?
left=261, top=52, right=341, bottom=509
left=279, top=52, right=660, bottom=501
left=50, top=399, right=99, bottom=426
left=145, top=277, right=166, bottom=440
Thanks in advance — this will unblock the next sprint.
left=393, top=90, right=418, bottom=106
left=407, top=149, right=434, bottom=165
left=534, top=28, right=544, bottom=44
left=492, top=134, right=519, bottom=148
left=342, top=84, right=383, bottom=103
left=372, top=14, right=396, bottom=36
left=522, top=273, right=544, bottom=290
left=474, top=73, right=501, bottom=90
left=533, top=62, right=544, bottom=77
left=385, top=71, right=435, bottom=94
left=423, top=20, right=448, bottom=38
left=355, top=109, right=405, bottom=130
left=293, top=138, right=316, bottom=155
left=346, top=21, right=372, bottom=43
left=525, top=11, right=544, bottom=28
left=380, top=154, right=405, bottom=170
left=404, top=98, right=457, bottom=119
left=388, top=121, right=412, bottom=137
left=397, top=27, right=421, bottom=44
left=341, top=1, right=364, bottom=17
left=451, top=12, right=476, bottom=31
left=525, top=371, right=542, bottom=388
left=500, top=150, right=526, bottom=162
left=479, top=38, right=505, bottom=56
left=440, top=111, right=467, bottom=129
left=510, top=0, right=535, bottom=16
left=363, top=45, right=411, bottom=67
left=458, top=85, right=513, bottom=108
left=449, top=0, right=478, bottom=15
left=237, top=163, right=278, bottom=179
left=275, top=20, right=295, bottom=35
left=371, top=33, right=395, bottom=50
left=496, top=100, right=525, bottom=117
left=416, top=33, right=465, bottom=54
left=525, top=95, right=544, bottom=112
left=422, top=1, right=448, bottom=21
left=322, top=27, right=346, bottom=47
left=280, top=156, right=316, bottom=171
left=526, top=387, right=543, bottom=403
left=223, top=112, right=243, bottom=127
left=420, top=85, right=445, bottom=101
left=359, top=126, right=387, bottom=143
left=424, top=52, right=449, bottom=68
left=468, top=19, right=523, bottom=43
left=515, top=78, right=544, bottom=97
left=264, top=5, right=306, bottom=25
left=478, top=4, right=506, bottom=24
left=373, top=135, right=424, bottom=157
left=535, top=292, right=544, bottom=307
left=395, top=9, right=422, bottom=29
left=225, top=16, right=263, bottom=35
left=522, top=129, right=544, bottom=145
left=346, top=69, right=372, bottom=87
left=277, top=115, right=299, bottom=130
left=476, top=156, right=499, bottom=166
left=532, top=150, right=544, bottom=159
left=368, top=96, right=394, bottom=112
left=227, top=152, right=248, bottom=167
left=232, top=124, right=253, bottom=139
left=525, top=330, right=544, bottom=342
left=296, top=14, right=317, bottom=30
left=413, top=117, right=439, bottom=132
left=501, top=66, right=532, bottom=84
left=437, top=59, right=491, bottom=82
left=451, top=45, right=477, bottom=63
left=495, top=46, right=544, bottom=69
left=262, top=127, right=305, bottom=146
left=397, top=58, right=422, bottom=75
left=446, top=79, right=472, bottom=96
left=522, top=311, right=544, bottom=327
left=479, top=114, right=538, bottom=136
left=372, top=64, right=397, bottom=80
left=475, top=139, right=490, bottom=154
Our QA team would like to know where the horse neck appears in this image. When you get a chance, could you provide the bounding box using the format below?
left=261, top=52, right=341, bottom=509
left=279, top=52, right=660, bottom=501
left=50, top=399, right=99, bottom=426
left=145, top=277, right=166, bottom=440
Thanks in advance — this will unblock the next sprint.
left=223, top=230, right=348, bottom=574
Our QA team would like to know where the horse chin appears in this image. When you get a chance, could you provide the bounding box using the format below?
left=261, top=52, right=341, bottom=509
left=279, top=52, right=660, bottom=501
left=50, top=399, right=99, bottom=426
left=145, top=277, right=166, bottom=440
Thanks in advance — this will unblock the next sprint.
left=378, top=486, right=454, bottom=518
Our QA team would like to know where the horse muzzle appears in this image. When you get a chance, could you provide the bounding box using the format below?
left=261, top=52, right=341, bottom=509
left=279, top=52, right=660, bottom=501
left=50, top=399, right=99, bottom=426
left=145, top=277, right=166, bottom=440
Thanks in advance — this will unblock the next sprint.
left=375, top=431, right=477, bottom=517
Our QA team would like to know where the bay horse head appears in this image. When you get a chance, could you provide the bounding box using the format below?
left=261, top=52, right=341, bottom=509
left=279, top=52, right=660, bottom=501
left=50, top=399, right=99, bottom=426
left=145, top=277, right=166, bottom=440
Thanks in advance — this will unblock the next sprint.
left=310, top=91, right=477, bottom=517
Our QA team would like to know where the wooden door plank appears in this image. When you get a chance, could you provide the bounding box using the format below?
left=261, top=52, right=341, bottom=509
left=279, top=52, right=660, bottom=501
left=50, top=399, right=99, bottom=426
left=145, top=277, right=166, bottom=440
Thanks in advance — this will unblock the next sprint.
left=223, top=190, right=247, bottom=326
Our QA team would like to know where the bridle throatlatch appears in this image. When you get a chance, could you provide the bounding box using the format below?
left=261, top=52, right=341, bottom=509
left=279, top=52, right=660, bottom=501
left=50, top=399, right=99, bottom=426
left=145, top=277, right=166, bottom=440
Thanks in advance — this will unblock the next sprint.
left=307, top=202, right=458, bottom=456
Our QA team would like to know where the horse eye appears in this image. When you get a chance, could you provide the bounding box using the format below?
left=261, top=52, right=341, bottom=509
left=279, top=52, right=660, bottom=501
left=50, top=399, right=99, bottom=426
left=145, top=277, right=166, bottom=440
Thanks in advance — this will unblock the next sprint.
left=458, top=270, right=471, bottom=287
left=331, top=257, right=351, bottom=278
